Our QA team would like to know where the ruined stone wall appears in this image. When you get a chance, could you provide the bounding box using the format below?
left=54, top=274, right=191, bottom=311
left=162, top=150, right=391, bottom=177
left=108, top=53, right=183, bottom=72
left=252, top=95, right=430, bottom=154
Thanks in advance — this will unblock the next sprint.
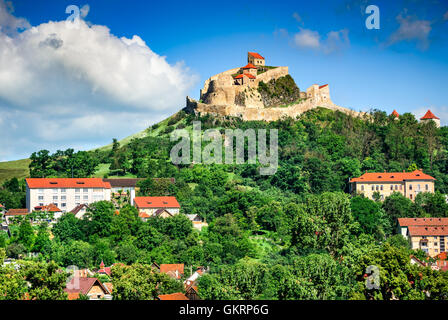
left=185, top=96, right=365, bottom=122
left=255, top=67, right=289, bottom=85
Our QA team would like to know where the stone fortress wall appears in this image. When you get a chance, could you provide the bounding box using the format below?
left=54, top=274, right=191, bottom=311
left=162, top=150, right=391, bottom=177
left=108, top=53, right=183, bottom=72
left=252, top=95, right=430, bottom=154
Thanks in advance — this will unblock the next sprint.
left=189, top=53, right=365, bottom=121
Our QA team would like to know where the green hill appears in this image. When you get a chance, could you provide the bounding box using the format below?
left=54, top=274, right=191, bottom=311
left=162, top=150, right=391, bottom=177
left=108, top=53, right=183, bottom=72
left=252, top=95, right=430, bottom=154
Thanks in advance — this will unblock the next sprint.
left=0, top=158, right=31, bottom=185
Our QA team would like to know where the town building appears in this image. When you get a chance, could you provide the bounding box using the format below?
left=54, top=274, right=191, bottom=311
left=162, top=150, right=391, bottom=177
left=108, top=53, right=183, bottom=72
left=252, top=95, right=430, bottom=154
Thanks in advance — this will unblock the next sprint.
left=157, top=292, right=189, bottom=300
left=420, top=109, right=440, bottom=128
left=4, top=209, right=28, bottom=224
left=391, top=110, right=400, bottom=119
left=25, top=178, right=111, bottom=213
left=158, top=263, right=184, bottom=280
left=398, top=218, right=448, bottom=257
left=103, top=178, right=143, bottom=205
left=33, top=203, right=63, bottom=223
left=133, top=196, right=180, bottom=218
left=65, top=277, right=112, bottom=300
left=69, top=204, right=89, bottom=219
left=186, top=214, right=208, bottom=231
left=349, top=169, right=435, bottom=201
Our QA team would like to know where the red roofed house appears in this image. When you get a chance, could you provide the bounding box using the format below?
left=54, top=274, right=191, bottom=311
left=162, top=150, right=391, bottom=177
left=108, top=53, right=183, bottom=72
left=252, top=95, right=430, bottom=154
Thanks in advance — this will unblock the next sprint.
left=33, top=203, right=63, bottom=222
left=398, top=218, right=448, bottom=257
left=98, top=260, right=112, bottom=276
left=434, top=252, right=448, bottom=271
left=159, top=264, right=184, bottom=280
left=65, top=277, right=112, bottom=300
left=157, top=292, right=189, bottom=300
left=4, top=208, right=29, bottom=224
left=247, top=52, right=265, bottom=66
left=25, top=178, right=111, bottom=214
left=133, top=196, right=180, bottom=219
left=349, top=169, right=435, bottom=201
left=420, top=109, right=440, bottom=128
left=241, top=63, right=258, bottom=77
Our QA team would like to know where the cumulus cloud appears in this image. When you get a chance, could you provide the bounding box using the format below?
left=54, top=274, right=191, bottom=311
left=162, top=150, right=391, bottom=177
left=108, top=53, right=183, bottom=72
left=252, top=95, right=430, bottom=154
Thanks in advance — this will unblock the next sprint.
left=388, top=14, right=432, bottom=50
left=292, top=28, right=350, bottom=53
left=0, top=1, right=197, bottom=161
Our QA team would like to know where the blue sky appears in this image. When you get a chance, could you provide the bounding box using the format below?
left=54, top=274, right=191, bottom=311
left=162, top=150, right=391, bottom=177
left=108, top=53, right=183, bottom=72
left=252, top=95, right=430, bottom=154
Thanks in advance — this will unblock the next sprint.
left=1, top=0, right=447, bottom=161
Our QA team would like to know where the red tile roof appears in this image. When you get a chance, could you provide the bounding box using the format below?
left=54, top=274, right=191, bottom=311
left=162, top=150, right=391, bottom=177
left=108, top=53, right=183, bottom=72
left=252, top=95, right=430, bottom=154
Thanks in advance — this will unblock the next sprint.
left=139, top=211, right=151, bottom=218
left=160, top=264, right=184, bottom=279
left=391, top=110, right=400, bottom=117
left=350, top=170, right=435, bottom=183
left=408, top=226, right=448, bottom=236
left=398, top=217, right=448, bottom=227
left=26, top=178, right=111, bottom=189
left=319, top=84, right=328, bottom=89
left=248, top=52, right=265, bottom=60
left=0, top=204, right=4, bottom=208
left=34, top=203, right=61, bottom=212
left=234, top=73, right=256, bottom=79
left=134, top=196, right=180, bottom=209
left=420, top=109, right=440, bottom=120
left=65, top=277, right=109, bottom=297
left=242, top=63, right=257, bottom=69
left=158, top=292, right=189, bottom=300
left=5, top=208, right=28, bottom=216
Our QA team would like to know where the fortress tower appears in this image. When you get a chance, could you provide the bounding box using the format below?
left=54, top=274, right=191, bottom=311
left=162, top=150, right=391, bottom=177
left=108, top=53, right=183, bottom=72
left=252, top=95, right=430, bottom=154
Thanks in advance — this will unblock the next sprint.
left=420, top=109, right=440, bottom=128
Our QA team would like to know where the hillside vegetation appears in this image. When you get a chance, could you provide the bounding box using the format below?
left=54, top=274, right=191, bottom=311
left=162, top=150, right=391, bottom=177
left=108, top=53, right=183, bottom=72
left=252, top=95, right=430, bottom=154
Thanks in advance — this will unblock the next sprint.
left=2, top=107, right=448, bottom=300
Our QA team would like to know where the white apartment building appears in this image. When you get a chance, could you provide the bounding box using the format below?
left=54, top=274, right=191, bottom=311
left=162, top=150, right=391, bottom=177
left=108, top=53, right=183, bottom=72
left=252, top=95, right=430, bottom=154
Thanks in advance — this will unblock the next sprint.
left=26, top=178, right=111, bottom=213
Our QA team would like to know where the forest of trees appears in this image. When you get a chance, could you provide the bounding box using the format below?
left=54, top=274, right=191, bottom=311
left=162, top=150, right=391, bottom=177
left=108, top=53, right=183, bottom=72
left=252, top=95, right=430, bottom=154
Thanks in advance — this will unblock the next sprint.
left=1, top=107, right=448, bottom=300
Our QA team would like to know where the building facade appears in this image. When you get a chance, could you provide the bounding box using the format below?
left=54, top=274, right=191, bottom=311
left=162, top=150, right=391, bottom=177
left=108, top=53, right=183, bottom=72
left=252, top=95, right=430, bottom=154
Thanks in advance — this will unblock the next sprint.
left=26, top=178, right=111, bottom=213
left=133, top=196, right=180, bottom=218
left=247, top=52, right=265, bottom=66
left=398, top=218, right=448, bottom=257
left=349, top=170, right=435, bottom=201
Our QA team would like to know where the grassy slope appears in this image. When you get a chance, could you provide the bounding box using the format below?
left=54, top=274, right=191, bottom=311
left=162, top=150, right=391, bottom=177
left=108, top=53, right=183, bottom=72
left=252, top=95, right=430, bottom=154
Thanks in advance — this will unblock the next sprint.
left=0, top=158, right=31, bottom=185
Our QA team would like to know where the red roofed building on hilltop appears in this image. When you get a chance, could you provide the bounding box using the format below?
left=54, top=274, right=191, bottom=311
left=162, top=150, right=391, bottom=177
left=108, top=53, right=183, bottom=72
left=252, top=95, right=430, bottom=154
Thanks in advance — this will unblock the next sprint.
left=247, top=52, right=265, bottom=66
left=420, top=109, right=440, bottom=128
left=398, top=218, right=448, bottom=257
left=25, top=178, right=111, bottom=213
left=349, top=169, right=435, bottom=201
left=391, top=110, right=400, bottom=119
left=133, top=196, right=180, bottom=219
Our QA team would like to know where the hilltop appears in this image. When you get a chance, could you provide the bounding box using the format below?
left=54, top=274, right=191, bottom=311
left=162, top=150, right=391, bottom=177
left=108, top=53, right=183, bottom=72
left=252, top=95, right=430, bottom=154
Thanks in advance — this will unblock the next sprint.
left=184, top=51, right=364, bottom=121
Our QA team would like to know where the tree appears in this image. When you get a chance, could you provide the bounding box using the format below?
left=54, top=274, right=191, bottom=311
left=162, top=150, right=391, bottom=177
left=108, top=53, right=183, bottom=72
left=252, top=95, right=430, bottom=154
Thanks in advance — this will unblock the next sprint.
left=33, top=222, right=51, bottom=254
left=21, top=260, right=68, bottom=300
left=111, top=263, right=182, bottom=300
left=17, top=219, right=35, bottom=251
left=52, top=213, right=84, bottom=242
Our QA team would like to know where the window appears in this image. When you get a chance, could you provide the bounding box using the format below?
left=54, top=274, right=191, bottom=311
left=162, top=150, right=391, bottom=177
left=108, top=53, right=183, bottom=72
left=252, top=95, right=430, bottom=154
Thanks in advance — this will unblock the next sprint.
left=53, top=196, right=58, bottom=201
left=395, top=185, right=398, bottom=190
left=83, top=195, right=89, bottom=201
left=38, top=196, right=44, bottom=201
left=426, top=184, right=429, bottom=191
left=75, top=188, right=80, bottom=193
left=380, top=185, right=383, bottom=191
left=75, top=195, right=80, bottom=201
left=361, top=185, right=364, bottom=191
left=417, top=184, right=421, bottom=190
left=53, top=188, right=58, bottom=194
left=83, top=188, right=89, bottom=193
left=61, top=196, right=66, bottom=201
left=61, top=188, right=66, bottom=193
left=39, top=203, right=44, bottom=206
left=409, top=185, right=412, bottom=190
left=410, top=194, right=413, bottom=200
left=61, top=203, right=66, bottom=208
left=371, top=186, right=374, bottom=191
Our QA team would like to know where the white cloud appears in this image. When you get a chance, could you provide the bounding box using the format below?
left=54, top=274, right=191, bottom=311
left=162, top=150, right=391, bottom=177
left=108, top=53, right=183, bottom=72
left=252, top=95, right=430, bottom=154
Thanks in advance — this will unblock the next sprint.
left=388, top=14, right=432, bottom=50
left=80, top=4, right=90, bottom=18
left=292, top=28, right=350, bottom=53
left=0, top=1, right=198, bottom=161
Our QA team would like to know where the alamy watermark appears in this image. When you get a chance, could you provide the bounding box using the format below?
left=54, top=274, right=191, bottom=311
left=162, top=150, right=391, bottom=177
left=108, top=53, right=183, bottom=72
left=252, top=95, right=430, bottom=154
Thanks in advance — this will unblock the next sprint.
left=365, top=265, right=380, bottom=290
left=170, top=121, right=278, bottom=175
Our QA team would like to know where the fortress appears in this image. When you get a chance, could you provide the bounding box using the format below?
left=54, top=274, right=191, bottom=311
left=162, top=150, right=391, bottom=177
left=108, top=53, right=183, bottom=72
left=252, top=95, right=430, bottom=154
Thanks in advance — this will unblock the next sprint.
left=184, top=52, right=363, bottom=121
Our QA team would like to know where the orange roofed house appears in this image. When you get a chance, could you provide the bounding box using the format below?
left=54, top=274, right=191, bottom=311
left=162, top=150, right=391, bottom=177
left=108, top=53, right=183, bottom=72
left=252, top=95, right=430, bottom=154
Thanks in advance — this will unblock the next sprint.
left=247, top=52, right=265, bottom=66
left=133, top=196, right=180, bottom=219
left=65, top=277, right=112, bottom=300
left=420, top=109, right=440, bottom=128
left=349, top=169, right=435, bottom=201
left=25, top=178, right=111, bottom=213
left=398, top=218, right=448, bottom=257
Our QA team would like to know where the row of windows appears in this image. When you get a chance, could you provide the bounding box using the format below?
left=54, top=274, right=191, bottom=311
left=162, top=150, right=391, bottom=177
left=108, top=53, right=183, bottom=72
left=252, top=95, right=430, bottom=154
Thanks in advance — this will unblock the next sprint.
left=359, top=184, right=429, bottom=191
left=38, top=188, right=103, bottom=193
